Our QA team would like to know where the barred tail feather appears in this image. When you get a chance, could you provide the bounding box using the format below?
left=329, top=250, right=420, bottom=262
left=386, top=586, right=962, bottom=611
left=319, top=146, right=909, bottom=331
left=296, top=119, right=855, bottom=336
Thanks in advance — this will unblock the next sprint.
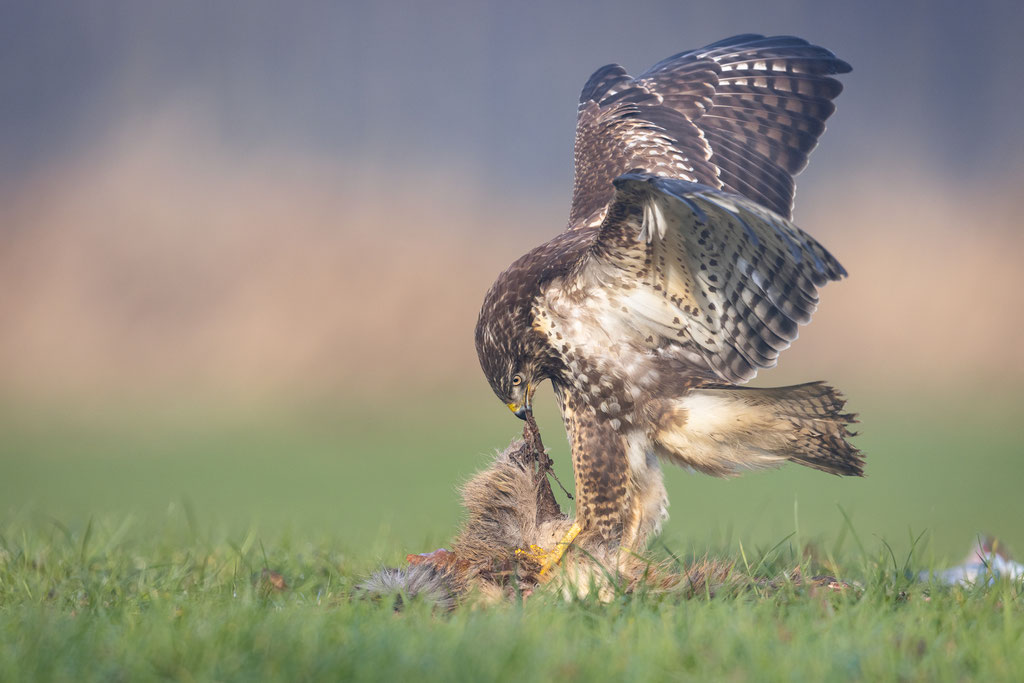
left=653, top=381, right=863, bottom=477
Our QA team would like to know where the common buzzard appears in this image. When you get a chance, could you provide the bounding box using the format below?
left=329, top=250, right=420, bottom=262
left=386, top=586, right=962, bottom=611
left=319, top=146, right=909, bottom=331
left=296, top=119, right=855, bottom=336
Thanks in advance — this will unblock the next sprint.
left=475, top=34, right=861, bottom=573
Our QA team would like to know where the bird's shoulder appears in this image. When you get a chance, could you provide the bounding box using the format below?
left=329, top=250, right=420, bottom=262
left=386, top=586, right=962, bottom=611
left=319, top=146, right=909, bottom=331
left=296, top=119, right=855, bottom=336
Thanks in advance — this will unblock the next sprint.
left=503, top=227, right=600, bottom=296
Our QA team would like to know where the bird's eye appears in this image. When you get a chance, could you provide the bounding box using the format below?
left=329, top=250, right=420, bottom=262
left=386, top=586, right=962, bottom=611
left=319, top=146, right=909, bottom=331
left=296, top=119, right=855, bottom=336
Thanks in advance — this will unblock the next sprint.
left=511, top=374, right=524, bottom=386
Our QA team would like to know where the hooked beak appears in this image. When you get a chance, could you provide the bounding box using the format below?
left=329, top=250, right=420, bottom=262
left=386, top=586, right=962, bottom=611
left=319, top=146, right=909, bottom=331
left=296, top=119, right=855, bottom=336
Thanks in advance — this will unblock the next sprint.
left=507, top=402, right=529, bottom=420
left=506, top=383, right=533, bottom=420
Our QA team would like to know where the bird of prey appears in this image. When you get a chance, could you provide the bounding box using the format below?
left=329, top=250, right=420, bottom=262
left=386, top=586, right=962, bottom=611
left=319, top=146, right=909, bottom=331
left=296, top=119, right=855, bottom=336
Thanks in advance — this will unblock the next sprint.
left=475, top=34, right=862, bottom=573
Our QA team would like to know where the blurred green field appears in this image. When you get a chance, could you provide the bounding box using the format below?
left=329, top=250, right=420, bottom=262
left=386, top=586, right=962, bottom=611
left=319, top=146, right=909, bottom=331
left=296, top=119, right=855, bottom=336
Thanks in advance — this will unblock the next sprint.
left=1, top=387, right=1023, bottom=681
left=2, top=386, right=1021, bottom=563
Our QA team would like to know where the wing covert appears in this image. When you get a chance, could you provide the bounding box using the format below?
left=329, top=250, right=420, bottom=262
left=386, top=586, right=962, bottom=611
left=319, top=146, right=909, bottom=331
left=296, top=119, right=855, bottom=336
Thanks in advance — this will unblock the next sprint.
left=585, top=173, right=846, bottom=384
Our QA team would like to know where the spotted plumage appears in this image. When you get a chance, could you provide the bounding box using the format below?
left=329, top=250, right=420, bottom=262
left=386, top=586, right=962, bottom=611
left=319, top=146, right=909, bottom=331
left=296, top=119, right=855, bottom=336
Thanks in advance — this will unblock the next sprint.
left=475, top=35, right=862, bottom=554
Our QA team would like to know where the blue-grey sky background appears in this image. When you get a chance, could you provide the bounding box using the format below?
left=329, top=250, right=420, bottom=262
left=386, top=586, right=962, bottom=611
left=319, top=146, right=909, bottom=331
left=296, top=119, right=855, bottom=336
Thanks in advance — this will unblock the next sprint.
left=4, top=0, right=1023, bottom=196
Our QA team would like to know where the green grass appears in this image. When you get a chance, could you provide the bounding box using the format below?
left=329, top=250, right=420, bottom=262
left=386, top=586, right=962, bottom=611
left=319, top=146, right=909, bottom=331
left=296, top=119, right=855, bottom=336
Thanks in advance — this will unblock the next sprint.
left=1, top=516, right=1022, bottom=681
left=1, top=388, right=1022, bottom=680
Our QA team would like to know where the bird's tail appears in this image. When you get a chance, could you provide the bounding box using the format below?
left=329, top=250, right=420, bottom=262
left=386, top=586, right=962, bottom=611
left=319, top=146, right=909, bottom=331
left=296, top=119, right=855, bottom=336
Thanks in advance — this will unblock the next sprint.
left=653, top=381, right=863, bottom=477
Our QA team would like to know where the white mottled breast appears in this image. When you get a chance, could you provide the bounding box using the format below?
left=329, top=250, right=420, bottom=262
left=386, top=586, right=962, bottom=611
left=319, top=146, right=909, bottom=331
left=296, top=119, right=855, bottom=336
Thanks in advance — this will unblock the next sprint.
left=534, top=276, right=662, bottom=410
left=534, top=264, right=710, bottom=407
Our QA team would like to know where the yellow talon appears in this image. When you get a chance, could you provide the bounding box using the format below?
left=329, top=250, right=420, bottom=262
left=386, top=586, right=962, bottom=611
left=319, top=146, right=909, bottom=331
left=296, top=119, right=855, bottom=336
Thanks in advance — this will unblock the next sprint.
left=515, top=544, right=543, bottom=562
left=513, top=522, right=584, bottom=577
left=541, top=522, right=583, bottom=575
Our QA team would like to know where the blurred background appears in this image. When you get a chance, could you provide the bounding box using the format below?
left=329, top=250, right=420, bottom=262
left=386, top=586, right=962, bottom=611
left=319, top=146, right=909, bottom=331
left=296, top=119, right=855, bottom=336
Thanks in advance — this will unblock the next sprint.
left=2, top=0, right=1022, bottom=563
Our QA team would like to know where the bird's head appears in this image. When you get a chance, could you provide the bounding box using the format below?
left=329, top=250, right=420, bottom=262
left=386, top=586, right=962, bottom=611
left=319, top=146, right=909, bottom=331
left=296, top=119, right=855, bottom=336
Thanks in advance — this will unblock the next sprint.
left=474, top=281, right=547, bottom=421
left=475, top=321, right=544, bottom=420
left=496, top=362, right=539, bottom=420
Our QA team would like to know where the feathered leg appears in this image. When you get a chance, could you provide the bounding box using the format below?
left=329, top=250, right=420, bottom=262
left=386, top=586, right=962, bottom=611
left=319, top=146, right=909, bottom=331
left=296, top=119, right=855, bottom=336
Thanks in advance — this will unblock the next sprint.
left=621, top=450, right=668, bottom=550
left=557, top=388, right=628, bottom=547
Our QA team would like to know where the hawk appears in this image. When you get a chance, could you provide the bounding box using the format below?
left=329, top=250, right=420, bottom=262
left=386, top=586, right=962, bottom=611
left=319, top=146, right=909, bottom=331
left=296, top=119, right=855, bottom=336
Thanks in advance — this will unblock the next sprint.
left=475, top=34, right=862, bottom=572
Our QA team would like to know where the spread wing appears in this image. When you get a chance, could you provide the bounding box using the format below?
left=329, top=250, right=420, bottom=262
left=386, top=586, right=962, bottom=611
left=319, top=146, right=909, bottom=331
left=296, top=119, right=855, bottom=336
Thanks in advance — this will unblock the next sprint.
left=580, top=173, right=846, bottom=384
left=568, top=34, right=850, bottom=229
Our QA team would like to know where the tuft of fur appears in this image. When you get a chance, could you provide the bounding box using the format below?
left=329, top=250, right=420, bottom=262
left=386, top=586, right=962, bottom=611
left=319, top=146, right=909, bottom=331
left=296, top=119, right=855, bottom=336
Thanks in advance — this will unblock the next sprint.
left=453, top=435, right=569, bottom=583
left=356, top=424, right=572, bottom=608
left=356, top=564, right=458, bottom=611
left=654, top=381, right=863, bottom=477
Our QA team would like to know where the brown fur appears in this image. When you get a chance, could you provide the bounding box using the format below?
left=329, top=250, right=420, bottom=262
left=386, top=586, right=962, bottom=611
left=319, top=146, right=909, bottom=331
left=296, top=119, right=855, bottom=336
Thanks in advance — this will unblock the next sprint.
left=358, top=418, right=852, bottom=607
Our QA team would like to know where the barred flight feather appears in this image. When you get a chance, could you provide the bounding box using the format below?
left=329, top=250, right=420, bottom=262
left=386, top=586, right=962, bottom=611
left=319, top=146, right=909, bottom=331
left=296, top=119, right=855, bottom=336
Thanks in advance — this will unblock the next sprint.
left=568, top=34, right=850, bottom=228
left=596, top=174, right=845, bottom=383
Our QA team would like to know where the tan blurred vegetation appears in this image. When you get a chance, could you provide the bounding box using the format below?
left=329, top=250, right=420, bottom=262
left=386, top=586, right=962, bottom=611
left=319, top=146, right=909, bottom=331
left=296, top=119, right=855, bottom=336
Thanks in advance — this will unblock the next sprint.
left=2, top=117, right=1022, bottom=406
